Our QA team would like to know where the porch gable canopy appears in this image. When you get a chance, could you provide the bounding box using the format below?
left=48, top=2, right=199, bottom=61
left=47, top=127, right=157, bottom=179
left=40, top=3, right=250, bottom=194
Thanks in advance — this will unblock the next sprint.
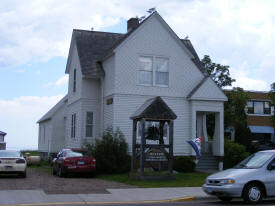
left=130, top=96, right=177, bottom=120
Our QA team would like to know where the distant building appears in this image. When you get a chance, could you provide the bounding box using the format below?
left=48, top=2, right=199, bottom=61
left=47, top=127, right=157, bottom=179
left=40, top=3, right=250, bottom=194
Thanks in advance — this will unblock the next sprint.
left=0, top=131, right=7, bottom=150
left=245, top=91, right=274, bottom=143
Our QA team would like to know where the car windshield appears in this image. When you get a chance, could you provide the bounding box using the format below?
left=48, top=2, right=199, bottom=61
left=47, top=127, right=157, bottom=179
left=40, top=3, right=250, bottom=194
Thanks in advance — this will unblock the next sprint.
left=65, top=150, right=89, bottom=157
left=0, top=151, right=21, bottom=157
left=235, top=152, right=274, bottom=169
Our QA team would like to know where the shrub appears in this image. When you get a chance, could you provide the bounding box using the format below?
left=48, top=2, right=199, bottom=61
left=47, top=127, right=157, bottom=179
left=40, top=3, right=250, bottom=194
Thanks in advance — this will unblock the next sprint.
left=173, top=156, right=195, bottom=172
left=224, top=139, right=250, bottom=169
left=85, top=127, right=131, bottom=174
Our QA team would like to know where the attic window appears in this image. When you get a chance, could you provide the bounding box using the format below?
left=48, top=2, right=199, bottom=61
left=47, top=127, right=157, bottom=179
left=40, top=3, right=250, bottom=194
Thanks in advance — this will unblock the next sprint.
left=73, top=69, right=76, bottom=92
left=139, top=57, right=153, bottom=85
left=138, top=56, right=169, bottom=86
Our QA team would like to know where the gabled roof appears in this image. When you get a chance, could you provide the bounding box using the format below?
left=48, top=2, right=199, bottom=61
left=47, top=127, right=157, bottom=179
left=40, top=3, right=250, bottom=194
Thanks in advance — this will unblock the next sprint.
left=37, top=95, right=68, bottom=123
left=131, top=96, right=177, bottom=120
left=187, top=77, right=228, bottom=101
left=66, top=11, right=205, bottom=77
left=0, top=131, right=6, bottom=136
left=73, top=30, right=124, bottom=77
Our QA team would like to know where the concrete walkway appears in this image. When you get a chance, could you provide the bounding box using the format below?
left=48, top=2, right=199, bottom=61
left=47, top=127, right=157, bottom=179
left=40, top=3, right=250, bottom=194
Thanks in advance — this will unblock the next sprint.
left=0, top=187, right=213, bottom=205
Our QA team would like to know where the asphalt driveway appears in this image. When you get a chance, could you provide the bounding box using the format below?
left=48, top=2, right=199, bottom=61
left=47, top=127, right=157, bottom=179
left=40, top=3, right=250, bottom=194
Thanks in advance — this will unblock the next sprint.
left=0, top=167, right=135, bottom=194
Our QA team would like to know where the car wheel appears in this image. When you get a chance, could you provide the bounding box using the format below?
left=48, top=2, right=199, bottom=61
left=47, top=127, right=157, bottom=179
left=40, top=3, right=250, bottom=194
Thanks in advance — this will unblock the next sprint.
left=57, top=166, right=66, bottom=177
left=243, top=183, right=263, bottom=204
left=218, top=197, right=232, bottom=202
left=20, top=171, right=26, bottom=178
left=52, top=167, right=56, bottom=176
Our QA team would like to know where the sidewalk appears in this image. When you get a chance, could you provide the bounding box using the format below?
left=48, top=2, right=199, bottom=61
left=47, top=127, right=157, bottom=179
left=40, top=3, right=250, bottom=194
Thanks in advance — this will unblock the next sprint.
left=0, top=187, right=213, bottom=205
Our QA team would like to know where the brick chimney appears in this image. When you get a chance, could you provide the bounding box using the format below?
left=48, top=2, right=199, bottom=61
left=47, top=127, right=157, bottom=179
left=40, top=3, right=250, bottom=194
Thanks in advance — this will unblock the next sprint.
left=127, top=17, right=139, bottom=32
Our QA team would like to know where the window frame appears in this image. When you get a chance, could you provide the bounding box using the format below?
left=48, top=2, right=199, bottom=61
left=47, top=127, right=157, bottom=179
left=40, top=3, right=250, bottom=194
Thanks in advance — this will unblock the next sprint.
left=73, top=69, right=76, bottom=92
left=138, top=55, right=169, bottom=87
left=71, top=113, right=76, bottom=138
left=85, top=112, right=93, bottom=137
left=155, top=57, right=169, bottom=86
left=246, top=100, right=272, bottom=116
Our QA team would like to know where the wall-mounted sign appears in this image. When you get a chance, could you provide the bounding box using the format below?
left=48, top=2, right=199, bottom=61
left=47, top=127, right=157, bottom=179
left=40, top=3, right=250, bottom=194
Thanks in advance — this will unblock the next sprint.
left=106, top=98, right=113, bottom=105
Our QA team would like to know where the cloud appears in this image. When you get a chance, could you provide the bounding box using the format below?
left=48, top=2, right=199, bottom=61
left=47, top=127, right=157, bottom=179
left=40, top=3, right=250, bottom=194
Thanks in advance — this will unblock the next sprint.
left=0, top=0, right=274, bottom=89
left=44, top=75, right=68, bottom=87
left=0, top=95, right=64, bottom=150
left=14, top=69, right=25, bottom=73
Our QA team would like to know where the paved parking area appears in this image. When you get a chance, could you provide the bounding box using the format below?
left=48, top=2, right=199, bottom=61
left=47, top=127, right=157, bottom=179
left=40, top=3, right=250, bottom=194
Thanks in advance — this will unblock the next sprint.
left=0, top=168, right=135, bottom=194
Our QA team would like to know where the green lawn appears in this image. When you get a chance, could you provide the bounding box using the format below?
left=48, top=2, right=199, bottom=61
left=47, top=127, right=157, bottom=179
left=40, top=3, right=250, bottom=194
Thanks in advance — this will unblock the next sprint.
left=97, top=172, right=209, bottom=187
left=29, top=161, right=52, bottom=174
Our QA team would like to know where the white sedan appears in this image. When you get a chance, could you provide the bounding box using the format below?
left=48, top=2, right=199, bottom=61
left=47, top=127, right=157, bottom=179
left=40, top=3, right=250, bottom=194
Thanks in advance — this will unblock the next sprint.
left=0, top=150, right=27, bottom=177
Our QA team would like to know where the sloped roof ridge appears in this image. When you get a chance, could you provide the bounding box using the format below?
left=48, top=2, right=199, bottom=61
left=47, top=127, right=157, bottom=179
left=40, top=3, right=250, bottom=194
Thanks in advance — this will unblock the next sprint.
left=37, top=95, right=68, bottom=123
left=73, top=29, right=124, bottom=35
left=0, top=131, right=6, bottom=136
left=187, top=76, right=209, bottom=99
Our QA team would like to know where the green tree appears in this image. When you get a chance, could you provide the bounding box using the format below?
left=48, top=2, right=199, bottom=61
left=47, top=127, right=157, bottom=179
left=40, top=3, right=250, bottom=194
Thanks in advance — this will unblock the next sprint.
left=85, top=127, right=130, bottom=174
left=224, top=87, right=251, bottom=147
left=201, top=55, right=235, bottom=88
left=201, top=55, right=236, bottom=137
left=268, top=82, right=275, bottom=132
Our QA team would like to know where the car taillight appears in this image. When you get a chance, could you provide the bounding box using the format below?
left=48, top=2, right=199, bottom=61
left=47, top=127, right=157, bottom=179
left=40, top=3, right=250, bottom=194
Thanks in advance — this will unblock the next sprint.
left=92, top=159, right=96, bottom=164
left=16, top=159, right=26, bottom=164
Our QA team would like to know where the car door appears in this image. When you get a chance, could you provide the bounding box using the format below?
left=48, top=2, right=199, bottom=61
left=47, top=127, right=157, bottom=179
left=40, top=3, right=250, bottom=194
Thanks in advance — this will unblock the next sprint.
left=265, top=158, right=275, bottom=196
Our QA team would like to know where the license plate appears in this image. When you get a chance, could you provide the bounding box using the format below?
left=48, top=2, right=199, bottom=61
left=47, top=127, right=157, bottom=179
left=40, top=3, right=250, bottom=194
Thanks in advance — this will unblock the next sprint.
left=78, top=161, right=84, bottom=165
left=5, top=166, right=12, bottom=171
left=207, top=188, right=213, bottom=193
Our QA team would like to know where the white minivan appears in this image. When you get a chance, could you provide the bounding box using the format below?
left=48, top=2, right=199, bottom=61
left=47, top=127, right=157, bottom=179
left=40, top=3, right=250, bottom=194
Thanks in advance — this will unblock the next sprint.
left=203, top=150, right=275, bottom=204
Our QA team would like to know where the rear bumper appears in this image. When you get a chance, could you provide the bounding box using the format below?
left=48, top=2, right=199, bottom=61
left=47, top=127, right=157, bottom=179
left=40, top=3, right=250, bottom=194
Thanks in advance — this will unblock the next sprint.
left=202, top=184, right=243, bottom=198
left=63, top=165, right=96, bottom=173
left=0, top=164, right=26, bottom=173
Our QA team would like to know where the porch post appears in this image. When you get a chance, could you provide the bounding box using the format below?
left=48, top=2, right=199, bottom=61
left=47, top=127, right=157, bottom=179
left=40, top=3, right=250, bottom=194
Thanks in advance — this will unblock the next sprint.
left=131, top=120, right=137, bottom=171
left=191, top=109, right=196, bottom=156
left=140, top=118, right=145, bottom=176
left=213, top=112, right=224, bottom=171
left=202, top=113, right=209, bottom=153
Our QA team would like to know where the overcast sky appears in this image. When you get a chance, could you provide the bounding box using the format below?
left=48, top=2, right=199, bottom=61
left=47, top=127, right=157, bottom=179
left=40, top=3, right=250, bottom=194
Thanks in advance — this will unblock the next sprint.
left=0, top=0, right=274, bottom=150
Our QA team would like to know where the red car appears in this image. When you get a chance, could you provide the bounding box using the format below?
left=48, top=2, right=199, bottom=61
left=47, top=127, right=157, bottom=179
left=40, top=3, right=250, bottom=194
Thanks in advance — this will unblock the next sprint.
left=52, top=148, right=96, bottom=177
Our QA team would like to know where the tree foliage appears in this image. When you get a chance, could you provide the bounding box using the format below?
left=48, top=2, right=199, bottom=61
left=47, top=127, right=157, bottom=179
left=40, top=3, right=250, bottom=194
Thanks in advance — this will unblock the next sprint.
left=224, top=87, right=251, bottom=146
left=224, top=139, right=250, bottom=169
left=85, top=127, right=130, bottom=174
left=201, top=55, right=235, bottom=88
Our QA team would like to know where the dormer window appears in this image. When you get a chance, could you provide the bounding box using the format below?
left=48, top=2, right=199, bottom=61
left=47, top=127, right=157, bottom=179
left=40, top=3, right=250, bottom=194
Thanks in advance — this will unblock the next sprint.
left=138, top=56, right=169, bottom=86
left=73, top=69, right=76, bottom=92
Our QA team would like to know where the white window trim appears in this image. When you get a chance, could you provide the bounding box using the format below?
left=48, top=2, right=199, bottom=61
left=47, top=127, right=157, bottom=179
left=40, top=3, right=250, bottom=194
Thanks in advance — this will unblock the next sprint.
left=138, top=55, right=169, bottom=87
left=85, top=112, right=94, bottom=138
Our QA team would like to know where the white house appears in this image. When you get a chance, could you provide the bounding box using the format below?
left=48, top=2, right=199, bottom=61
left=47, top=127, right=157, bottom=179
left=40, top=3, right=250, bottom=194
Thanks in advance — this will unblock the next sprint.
left=0, top=131, right=7, bottom=150
left=38, top=11, right=227, bottom=170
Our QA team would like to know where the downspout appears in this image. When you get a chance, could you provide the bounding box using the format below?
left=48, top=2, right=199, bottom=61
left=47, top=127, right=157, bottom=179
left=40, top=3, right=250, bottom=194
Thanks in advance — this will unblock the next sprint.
left=101, top=77, right=104, bottom=137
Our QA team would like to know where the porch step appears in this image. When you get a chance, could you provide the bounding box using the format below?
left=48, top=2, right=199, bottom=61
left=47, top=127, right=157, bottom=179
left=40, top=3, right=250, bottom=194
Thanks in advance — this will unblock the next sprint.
left=195, top=153, right=218, bottom=172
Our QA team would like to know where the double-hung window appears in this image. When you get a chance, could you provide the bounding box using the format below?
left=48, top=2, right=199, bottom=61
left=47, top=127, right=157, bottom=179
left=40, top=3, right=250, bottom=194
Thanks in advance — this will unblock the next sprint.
left=156, top=57, right=169, bottom=86
left=86, top=112, right=93, bottom=137
left=139, top=57, right=153, bottom=85
left=71, top=113, right=76, bottom=138
left=138, top=56, right=169, bottom=86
